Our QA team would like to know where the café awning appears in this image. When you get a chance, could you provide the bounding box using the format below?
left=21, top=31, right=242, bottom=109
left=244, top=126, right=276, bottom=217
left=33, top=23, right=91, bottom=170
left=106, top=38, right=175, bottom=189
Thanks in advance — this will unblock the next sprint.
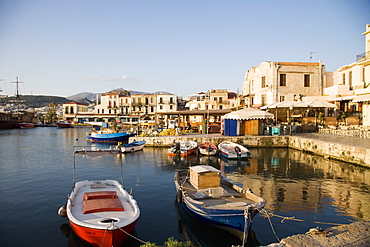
left=224, top=108, right=274, bottom=120
left=352, top=94, right=370, bottom=103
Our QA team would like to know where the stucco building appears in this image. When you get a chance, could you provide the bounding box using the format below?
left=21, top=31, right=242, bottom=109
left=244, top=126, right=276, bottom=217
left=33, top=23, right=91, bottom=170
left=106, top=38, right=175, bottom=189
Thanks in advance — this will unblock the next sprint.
left=327, top=24, right=370, bottom=126
left=242, top=61, right=325, bottom=108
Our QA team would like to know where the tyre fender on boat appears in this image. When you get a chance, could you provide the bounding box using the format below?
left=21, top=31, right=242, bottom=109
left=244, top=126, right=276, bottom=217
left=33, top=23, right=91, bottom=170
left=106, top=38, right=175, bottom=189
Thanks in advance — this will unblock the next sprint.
left=177, top=189, right=183, bottom=203
left=58, top=204, right=67, bottom=218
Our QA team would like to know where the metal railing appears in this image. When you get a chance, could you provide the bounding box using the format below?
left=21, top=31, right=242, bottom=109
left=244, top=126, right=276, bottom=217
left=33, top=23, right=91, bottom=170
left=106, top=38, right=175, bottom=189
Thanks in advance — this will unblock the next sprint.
left=356, top=51, right=370, bottom=61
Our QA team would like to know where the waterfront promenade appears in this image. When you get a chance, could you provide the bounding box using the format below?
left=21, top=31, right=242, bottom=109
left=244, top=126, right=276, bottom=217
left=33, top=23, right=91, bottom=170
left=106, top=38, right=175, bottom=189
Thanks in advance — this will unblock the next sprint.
left=132, top=132, right=370, bottom=168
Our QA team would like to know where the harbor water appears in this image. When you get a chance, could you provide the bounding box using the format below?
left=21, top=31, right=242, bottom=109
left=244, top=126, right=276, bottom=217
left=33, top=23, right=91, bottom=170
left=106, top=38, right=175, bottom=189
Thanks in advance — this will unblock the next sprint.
left=1, top=127, right=370, bottom=247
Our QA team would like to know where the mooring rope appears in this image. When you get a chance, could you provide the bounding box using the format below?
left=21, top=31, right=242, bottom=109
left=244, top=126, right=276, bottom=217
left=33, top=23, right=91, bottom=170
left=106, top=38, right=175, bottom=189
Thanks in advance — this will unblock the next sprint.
left=99, top=223, right=111, bottom=247
left=241, top=207, right=250, bottom=247
left=256, top=207, right=349, bottom=243
left=261, top=208, right=281, bottom=242
left=259, top=208, right=347, bottom=226
left=117, top=226, right=147, bottom=244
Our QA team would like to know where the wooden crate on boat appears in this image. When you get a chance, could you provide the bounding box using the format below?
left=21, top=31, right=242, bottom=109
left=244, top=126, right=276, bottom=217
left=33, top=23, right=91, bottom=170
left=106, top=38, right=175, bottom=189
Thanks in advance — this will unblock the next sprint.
left=189, top=165, right=220, bottom=190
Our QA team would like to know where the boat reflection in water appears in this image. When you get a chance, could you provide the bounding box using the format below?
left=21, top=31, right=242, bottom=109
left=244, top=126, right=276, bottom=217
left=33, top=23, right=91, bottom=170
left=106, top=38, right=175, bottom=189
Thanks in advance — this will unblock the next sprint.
left=174, top=200, right=259, bottom=247
left=219, top=156, right=250, bottom=175
left=59, top=224, right=140, bottom=247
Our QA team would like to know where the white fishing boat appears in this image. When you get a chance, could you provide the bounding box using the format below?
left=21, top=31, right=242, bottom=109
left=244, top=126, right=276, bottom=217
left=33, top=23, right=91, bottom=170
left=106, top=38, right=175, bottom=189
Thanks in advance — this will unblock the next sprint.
left=117, top=140, right=146, bottom=153
left=218, top=141, right=251, bottom=159
left=198, top=142, right=218, bottom=156
left=58, top=148, right=140, bottom=247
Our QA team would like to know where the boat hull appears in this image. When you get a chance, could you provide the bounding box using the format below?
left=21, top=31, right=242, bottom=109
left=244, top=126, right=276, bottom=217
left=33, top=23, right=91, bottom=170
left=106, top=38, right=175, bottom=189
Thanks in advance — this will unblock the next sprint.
left=174, top=166, right=265, bottom=240
left=66, top=180, right=140, bottom=247
left=69, top=219, right=137, bottom=247
left=86, top=132, right=135, bottom=143
left=180, top=147, right=197, bottom=157
left=121, top=141, right=146, bottom=153
left=168, top=141, right=198, bottom=157
left=219, top=151, right=250, bottom=159
left=56, top=123, right=74, bottom=128
left=218, top=141, right=251, bottom=159
left=179, top=141, right=198, bottom=157
left=198, top=143, right=218, bottom=156
left=18, top=123, right=35, bottom=128
left=180, top=196, right=253, bottom=237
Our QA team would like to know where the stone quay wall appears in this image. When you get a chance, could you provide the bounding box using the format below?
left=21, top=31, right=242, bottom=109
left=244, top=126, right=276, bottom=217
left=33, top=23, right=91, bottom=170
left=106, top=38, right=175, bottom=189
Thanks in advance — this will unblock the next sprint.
left=131, top=135, right=370, bottom=168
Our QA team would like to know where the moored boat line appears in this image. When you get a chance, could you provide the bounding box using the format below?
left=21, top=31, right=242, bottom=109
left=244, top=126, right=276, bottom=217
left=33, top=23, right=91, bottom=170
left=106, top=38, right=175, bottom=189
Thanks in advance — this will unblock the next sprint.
left=130, top=133, right=370, bottom=167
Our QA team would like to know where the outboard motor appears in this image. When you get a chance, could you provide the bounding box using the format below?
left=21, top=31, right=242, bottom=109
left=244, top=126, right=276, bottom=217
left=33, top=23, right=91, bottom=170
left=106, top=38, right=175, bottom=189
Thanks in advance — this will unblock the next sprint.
left=234, top=146, right=242, bottom=157
left=175, top=141, right=180, bottom=154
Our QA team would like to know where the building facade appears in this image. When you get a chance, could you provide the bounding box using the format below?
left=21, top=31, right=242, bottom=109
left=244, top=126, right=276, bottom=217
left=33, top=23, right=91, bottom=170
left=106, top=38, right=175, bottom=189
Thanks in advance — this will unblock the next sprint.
left=243, top=61, right=325, bottom=107
left=62, top=101, right=89, bottom=122
left=326, top=24, right=370, bottom=126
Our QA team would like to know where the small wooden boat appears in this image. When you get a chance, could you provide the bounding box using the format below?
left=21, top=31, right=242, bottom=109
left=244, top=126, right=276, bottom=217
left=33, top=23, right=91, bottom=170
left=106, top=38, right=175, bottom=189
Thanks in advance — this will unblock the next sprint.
left=118, top=140, right=146, bottom=153
left=174, top=165, right=266, bottom=240
left=198, top=142, right=218, bottom=156
left=56, top=121, right=74, bottom=128
left=218, top=141, right=251, bottom=159
left=168, top=141, right=198, bottom=157
left=179, top=141, right=198, bottom=157
left=59, top=149, right=140, bottom=247
left=18, top=122, right=35, bottom=128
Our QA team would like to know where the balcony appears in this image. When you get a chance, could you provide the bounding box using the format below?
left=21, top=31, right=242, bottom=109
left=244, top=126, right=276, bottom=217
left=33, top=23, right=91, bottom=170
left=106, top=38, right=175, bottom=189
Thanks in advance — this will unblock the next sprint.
left=356, top=51, right=370, bottom=61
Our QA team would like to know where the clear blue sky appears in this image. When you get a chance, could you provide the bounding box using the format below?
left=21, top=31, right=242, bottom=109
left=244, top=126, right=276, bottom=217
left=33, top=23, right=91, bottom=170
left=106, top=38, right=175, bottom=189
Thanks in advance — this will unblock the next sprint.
left=0, top=0, right=369, bottom=98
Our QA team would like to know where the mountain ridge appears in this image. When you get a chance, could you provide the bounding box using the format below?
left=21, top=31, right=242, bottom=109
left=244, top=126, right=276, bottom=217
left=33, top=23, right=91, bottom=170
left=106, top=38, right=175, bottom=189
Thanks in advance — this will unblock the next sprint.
left=67, top=88, right=173, bottom=101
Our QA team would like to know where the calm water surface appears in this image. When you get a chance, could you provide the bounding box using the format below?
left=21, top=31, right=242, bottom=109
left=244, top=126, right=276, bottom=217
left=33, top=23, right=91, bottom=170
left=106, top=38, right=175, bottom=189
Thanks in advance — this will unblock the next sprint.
left=1, top=128, right=370, bottom=247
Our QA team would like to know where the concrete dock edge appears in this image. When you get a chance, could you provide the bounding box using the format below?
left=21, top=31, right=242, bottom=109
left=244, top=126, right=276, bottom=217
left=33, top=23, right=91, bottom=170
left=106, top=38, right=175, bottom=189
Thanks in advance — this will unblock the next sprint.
left=279, top=221, right=370, bottom=247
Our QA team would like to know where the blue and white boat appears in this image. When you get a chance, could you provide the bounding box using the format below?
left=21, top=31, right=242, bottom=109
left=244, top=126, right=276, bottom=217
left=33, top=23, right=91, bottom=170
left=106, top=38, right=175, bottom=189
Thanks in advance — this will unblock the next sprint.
left=118, top=140, right=146, bottom=153
left=218, top=141, right=251, bottom=159
left=86, top=127, right=135, bottom=143
left=174, top=165, right=265, bottom=241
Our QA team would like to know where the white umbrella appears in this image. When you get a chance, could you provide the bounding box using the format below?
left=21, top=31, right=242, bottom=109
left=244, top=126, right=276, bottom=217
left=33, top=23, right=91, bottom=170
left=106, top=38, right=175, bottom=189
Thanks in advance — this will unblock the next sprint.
left=260, top=101, right=309, bottom=124
left=261, top=101, right=309, bottom=109
left=306, top=99, right=337, bottom=108
left=224, top=108, right=274, bottom=120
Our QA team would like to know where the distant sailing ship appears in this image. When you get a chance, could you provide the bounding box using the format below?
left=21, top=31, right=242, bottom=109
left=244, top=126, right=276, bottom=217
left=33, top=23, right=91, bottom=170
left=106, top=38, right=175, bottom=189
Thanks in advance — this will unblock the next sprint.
left=0, top=77, right=39, bottom=129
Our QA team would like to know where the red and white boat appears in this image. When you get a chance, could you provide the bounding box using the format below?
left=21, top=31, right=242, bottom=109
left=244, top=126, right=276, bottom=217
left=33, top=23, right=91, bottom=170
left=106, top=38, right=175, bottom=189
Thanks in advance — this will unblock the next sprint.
left=18, top=122, right=35, bottom=128
left=179, top=141, right=198, bottom=157
left=198, top=142, right=218, bottom=156
left=56, top=121, right=74, bottom=128
left=168, top=141, right=198, bottom=157
left=59, top=149, right=140, bottom=247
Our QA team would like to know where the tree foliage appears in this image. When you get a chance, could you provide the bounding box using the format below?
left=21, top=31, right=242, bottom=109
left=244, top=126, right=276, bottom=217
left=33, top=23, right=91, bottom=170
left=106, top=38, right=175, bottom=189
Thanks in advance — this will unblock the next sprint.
left=141, top=237, right=191, bottom=247
left=44, top=102, right=59, bottom=123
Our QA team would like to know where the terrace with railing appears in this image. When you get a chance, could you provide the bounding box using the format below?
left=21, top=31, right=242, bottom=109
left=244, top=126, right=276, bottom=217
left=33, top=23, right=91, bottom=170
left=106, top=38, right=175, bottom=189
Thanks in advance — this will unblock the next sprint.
left=356, top=51, right=370, bottom=61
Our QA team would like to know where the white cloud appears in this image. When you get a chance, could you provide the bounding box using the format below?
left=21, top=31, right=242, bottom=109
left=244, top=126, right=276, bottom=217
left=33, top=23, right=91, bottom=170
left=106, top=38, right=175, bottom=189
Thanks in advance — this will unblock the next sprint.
left=122, top=75, right=128, bottom=80
left=84, top=76, right=100, bottom=80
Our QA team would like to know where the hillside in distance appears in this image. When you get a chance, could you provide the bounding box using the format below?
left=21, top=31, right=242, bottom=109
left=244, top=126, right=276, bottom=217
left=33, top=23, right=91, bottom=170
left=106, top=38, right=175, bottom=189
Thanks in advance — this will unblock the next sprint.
left=1, top=95, right=70, bottom=107
left=67, top=88, right=173, bottom=101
